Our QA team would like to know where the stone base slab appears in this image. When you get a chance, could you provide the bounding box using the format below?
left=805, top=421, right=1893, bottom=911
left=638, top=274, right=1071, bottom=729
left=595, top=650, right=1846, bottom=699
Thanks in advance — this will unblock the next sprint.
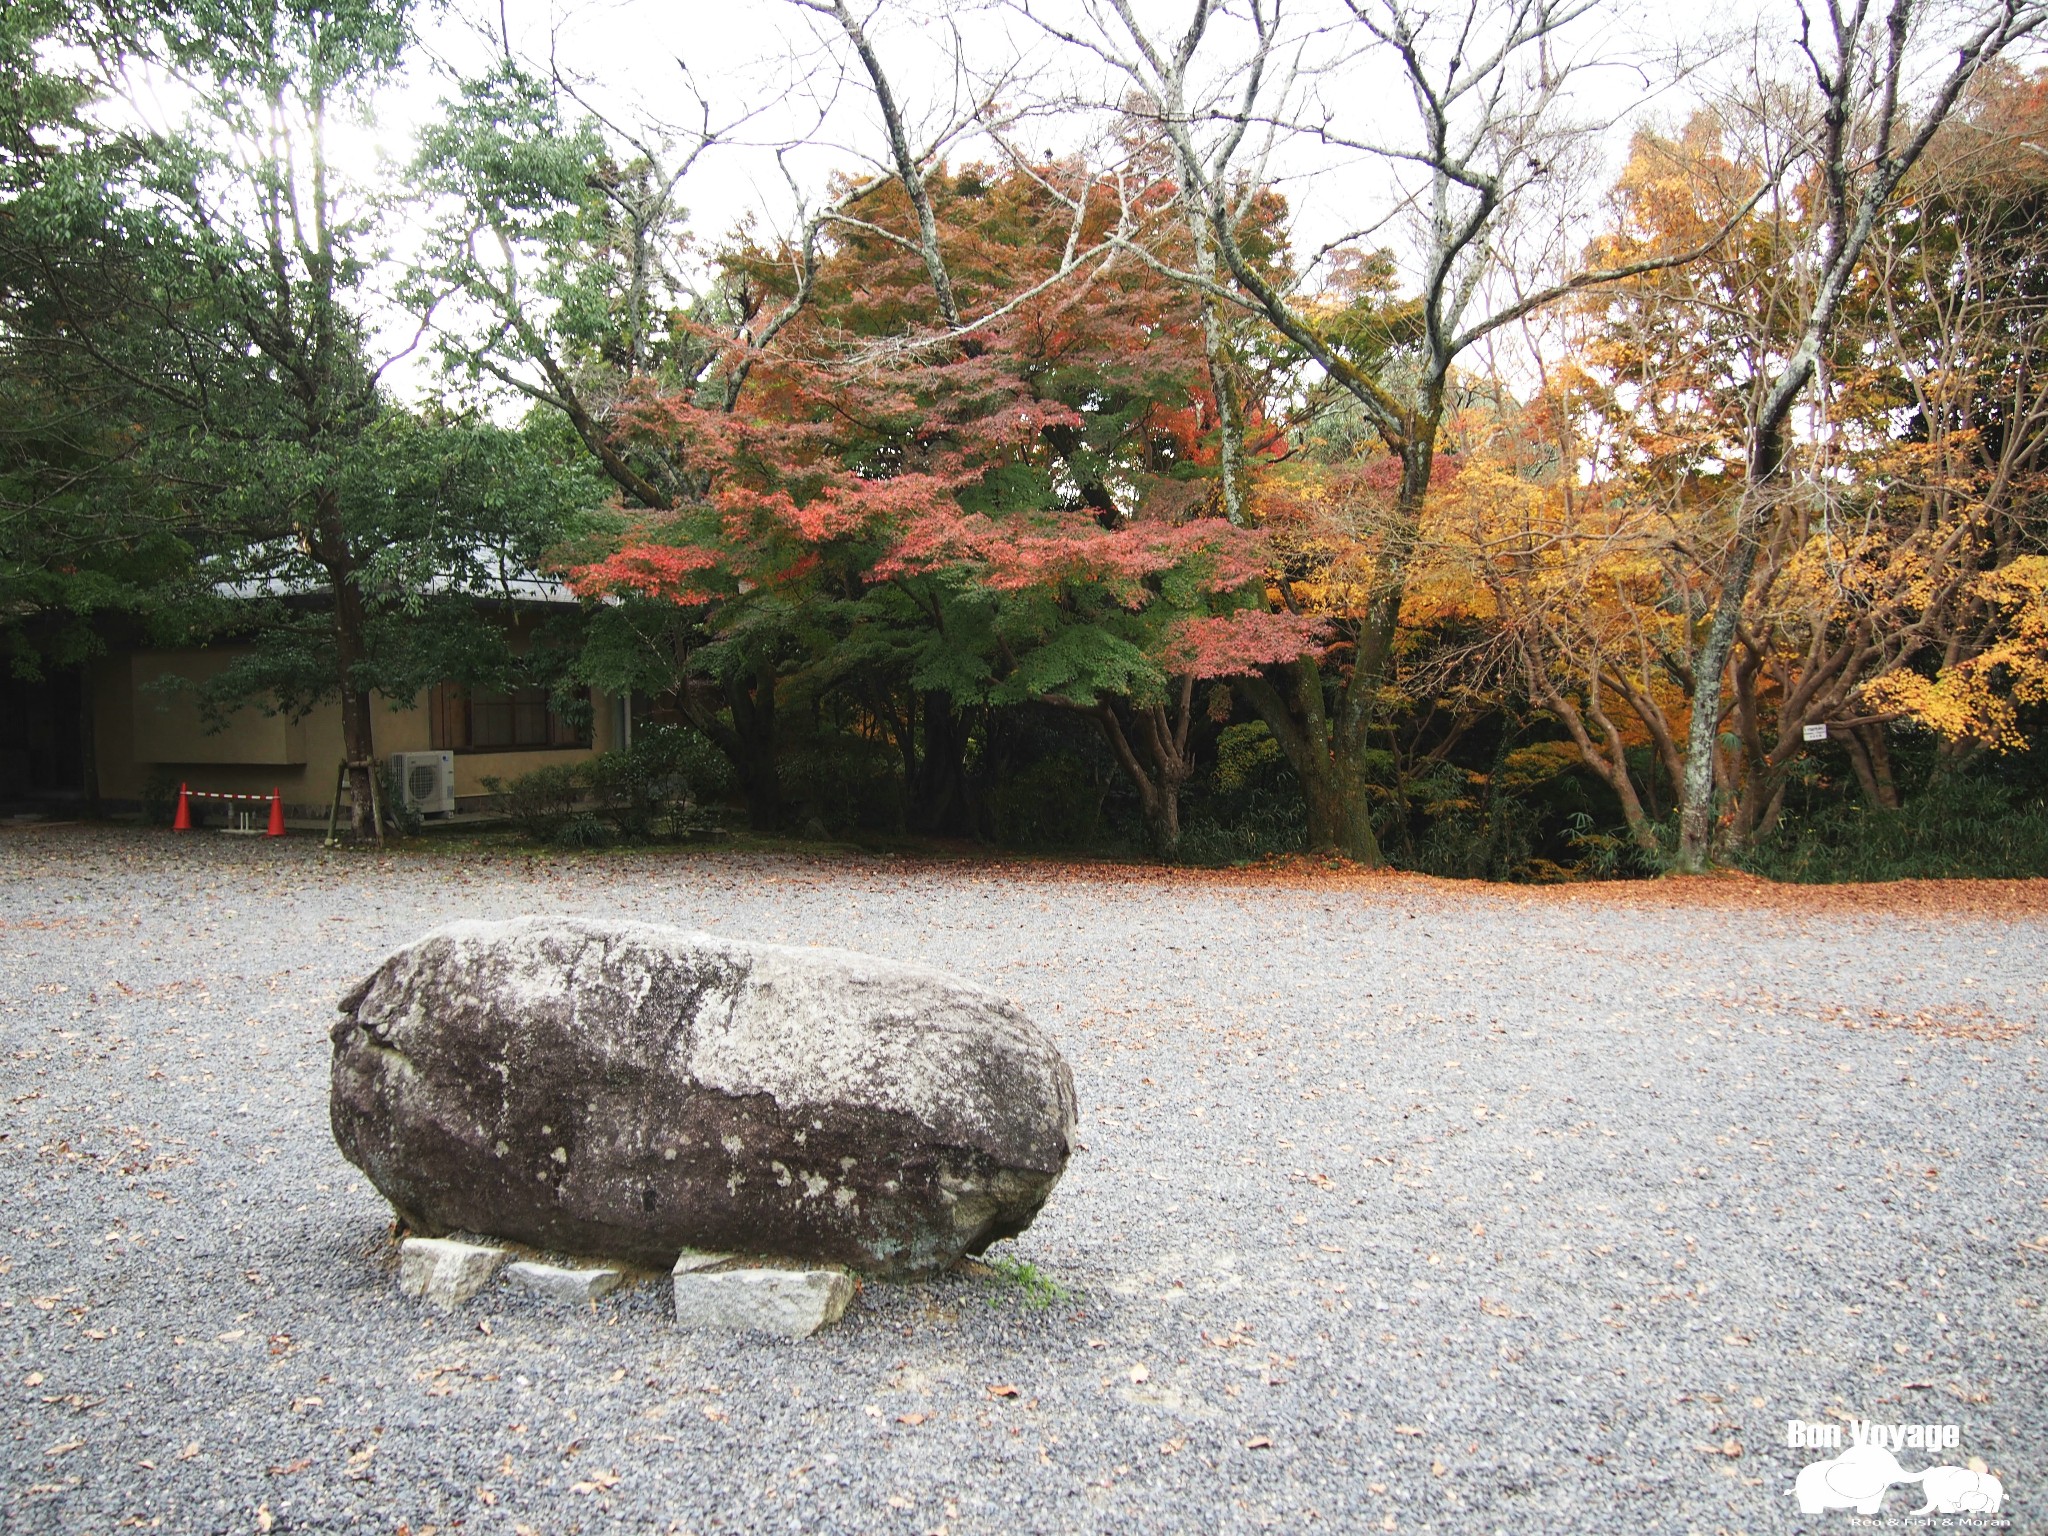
left=397, top=1237, right=505, bottom=1310
left=671, top=1256, right=855, bottom=1338
left=504, top=1259, right=624, bottom=1304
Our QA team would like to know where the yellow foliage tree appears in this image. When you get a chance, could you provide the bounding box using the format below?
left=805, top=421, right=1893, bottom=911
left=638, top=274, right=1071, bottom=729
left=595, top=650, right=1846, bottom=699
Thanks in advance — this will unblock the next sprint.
left=1863, top=557, right=2048, bottom=752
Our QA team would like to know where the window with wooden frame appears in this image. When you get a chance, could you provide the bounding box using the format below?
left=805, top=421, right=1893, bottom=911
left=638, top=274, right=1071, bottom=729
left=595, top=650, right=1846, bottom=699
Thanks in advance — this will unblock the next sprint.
left=429, top=684, right=590, bottom=751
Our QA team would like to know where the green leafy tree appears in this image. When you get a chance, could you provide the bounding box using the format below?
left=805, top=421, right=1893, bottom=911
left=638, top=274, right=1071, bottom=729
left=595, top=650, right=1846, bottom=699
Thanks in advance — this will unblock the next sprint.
left=0, top=1, right=192, bottom=710
left=3, top=0, right=606, bottom=837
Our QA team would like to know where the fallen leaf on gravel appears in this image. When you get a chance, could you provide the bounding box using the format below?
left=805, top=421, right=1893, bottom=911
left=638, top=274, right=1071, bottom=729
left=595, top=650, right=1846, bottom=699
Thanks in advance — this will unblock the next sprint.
left=570, top=1470, right=619, bottom=1494
left=886, top=1495, right=912, bottom=1509
left=896, top=1413, right=928, bottom=1425
left=987, top=1384, right=1019, bottom=1398
left=23, top=1372, right=42, bottom=1387
left=1246, top=1436, right=1272, bottom=1449
left=1695, top=1440, right=1743, bottom=1458
left=266, top=1458, right=311, bottom=1476
left=1129, top=1365, right=1149, bottom=1384
left=1393, top=1425, right=1424, bottom=1437
left=476, top=1487, right=496, bottom=1506
left=1160, top=1438, right=1185, bottom=1455
left=178, top=1442, right=200, bottom=1461
left=1480, top=1298, right=1512, bottom=1317
left=43, top=1441, right=82, bottom=1456
left=256, top=1507, right=272, bottom=1534
left=701, top=1406, right=727, bottom=1422
left=1901, top=1380, right=1935, bottom=1390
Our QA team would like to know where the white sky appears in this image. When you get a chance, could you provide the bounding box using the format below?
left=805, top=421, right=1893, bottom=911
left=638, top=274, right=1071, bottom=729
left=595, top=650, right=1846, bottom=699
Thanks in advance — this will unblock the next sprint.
left=205, top=0, right=2023, bottom=407
left=325, top=0, right=1721, bottom=401
left=394, top=0, right=1718, bottom=260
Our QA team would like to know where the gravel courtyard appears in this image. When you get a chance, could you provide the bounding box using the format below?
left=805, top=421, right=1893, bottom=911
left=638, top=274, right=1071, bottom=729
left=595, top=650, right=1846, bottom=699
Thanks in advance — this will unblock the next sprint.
left=2, top=827, right=2043, bottom=1536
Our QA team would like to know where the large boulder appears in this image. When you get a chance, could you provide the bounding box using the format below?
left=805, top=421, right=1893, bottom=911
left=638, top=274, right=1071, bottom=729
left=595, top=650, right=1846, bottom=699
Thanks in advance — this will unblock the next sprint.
left=329, top=918, right=1076, bottom=1277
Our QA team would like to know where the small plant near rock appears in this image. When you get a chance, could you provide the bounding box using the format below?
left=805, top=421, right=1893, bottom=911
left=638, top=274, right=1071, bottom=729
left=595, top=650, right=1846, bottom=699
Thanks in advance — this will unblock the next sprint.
left=982, top=1253, right=1068, bottom=1310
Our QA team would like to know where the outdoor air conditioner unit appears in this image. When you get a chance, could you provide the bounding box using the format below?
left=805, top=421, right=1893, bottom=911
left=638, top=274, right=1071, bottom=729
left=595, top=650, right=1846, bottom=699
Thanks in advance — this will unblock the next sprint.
left=389, top=751, right=456, bottom=817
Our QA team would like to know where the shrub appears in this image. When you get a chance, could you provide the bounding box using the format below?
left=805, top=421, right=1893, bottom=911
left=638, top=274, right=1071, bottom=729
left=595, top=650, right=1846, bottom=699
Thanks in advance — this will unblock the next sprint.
left=581, top=745, right=666, bottom=841
left=481, top=763, right=581, bottom=843
left=779, top=733, right=901, bottom=836
left=1178, top=722, right=1307, bottom=864
left=374, top=760, right=424, bottom=838
left=1214, top=720, right=1284, bottom=793
left=1739, top=773, right=2048, bottom=882
left=985, top=752, right=1107, bottom=849
left=553, top=810, right=610, bottom=850
left=584, top=724, right=734, bottom=840
left=141, top=767, right=181, bottom=827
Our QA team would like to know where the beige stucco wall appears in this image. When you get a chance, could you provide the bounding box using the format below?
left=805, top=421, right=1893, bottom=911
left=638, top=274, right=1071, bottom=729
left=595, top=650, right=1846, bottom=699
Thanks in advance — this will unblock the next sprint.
left=95, top=644, right=621, bottom=817
left=129, top=651, right=307, bottom=766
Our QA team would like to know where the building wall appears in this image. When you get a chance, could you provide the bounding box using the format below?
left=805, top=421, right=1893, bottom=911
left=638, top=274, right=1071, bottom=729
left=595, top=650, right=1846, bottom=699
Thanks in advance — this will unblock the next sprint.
left=94, top=643, right=622, bottom=819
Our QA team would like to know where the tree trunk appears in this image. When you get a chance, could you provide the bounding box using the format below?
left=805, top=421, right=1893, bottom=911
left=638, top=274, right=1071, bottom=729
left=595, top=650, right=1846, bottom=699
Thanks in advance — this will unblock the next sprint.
left=1301, top=750, right=1378, bottom=863
left=1841, top=726, right=1884, bottom=812
left=1535, top=674, right=1661, bottom=853
left=1088, top=683, right=1197, bottom=859
left=77, top=660, right=100, bottom=820
left=1298, top=441, right=1433, bottom=868
left=1239, top=662, right=1384, bottom=865
left=727, top=661, right=780, bottom=833
left=908, top=692, right=973, bottom=836
left=1178, top=196, right=1246, bottom=525
left=1861, top=724, right=1901, bottom=811
left=1134, top=691, right=1194, bottom=859
left=1676, top=482, right=1769, bottom=870
left=315, top=493, right=380, bottom=844
left=679, top=664, right=782, bottom=832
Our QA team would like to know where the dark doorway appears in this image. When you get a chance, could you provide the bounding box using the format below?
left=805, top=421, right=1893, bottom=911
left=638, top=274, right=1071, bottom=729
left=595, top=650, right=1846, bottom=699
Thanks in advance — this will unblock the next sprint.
left=0, top=668, right=86, bottom=803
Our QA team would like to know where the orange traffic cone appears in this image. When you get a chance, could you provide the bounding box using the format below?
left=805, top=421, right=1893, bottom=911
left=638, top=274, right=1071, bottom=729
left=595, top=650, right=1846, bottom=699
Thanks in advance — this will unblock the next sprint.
left=172, top=783, right=192, bottom=831
left=266, top=788, right=286, bottom=837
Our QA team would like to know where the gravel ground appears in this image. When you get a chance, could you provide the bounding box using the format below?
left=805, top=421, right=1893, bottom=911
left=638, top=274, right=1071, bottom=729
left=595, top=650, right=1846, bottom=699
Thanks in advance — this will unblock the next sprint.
left=2, top=826, right=2044, bottom=1536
